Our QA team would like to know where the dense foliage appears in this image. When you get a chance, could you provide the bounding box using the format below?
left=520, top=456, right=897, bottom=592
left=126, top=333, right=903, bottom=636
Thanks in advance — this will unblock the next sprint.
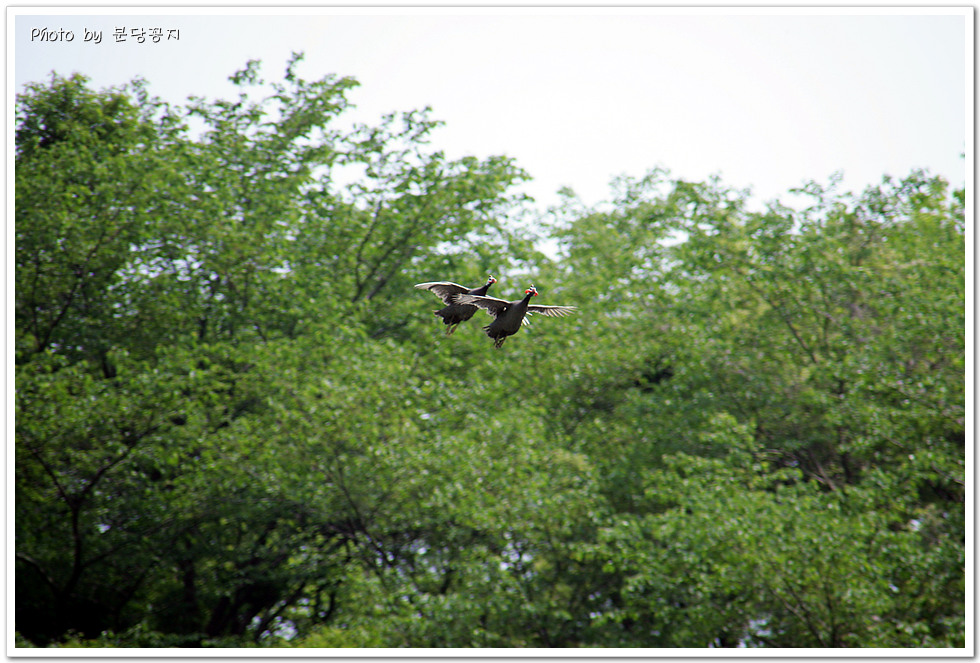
left=15, top=57, right=966, bottom=649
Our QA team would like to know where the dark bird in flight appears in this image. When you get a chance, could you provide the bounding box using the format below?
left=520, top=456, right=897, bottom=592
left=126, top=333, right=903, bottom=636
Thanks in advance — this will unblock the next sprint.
left=455, top=285, right=577, bottom=348
left=414, top=276, right=497, bottom=335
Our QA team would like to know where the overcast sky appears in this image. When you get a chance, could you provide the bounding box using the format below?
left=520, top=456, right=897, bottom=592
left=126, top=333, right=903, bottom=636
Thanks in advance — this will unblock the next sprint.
left=11, top=7, right=971, bottom=210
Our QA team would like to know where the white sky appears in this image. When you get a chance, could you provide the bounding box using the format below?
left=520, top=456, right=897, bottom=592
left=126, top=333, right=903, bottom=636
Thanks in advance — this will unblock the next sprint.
left=10, top=7, right=971, bottom=210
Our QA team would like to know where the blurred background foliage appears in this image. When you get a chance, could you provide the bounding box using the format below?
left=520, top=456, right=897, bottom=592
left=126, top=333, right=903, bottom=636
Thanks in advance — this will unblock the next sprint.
left=15, top=56, right=965, bottom=649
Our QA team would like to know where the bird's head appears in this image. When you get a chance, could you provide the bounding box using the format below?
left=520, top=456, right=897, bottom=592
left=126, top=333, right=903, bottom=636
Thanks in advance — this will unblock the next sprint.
left=525, top=285, right=538, bottom=297
left=487, top=275, right=497, bottom=285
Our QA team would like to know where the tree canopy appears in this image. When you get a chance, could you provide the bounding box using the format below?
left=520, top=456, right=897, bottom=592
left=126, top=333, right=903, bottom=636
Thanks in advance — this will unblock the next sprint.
left=15, top=56, right=965, bottom=650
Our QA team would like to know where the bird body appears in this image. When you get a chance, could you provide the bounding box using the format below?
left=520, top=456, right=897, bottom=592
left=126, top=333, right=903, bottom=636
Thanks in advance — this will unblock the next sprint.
left=455, top=285, right=577, bottom=348
left=414, top=276, right=497, bottom=334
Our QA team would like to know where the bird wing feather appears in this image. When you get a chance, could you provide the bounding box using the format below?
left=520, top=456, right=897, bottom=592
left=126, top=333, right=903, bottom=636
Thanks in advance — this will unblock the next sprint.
left=453, top=294, right=511, bottom=318
left=526, top=305, right=578, bottom=318
left=414, top=281, right=470, bottom=305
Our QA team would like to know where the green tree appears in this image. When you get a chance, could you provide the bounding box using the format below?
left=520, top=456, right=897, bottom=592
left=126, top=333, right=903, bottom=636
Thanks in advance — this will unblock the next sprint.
left=537, top=169, right=964, bottom=647
left=15, top=58, right=538, bottom=646
left=15, top=73, right=186, bottom=365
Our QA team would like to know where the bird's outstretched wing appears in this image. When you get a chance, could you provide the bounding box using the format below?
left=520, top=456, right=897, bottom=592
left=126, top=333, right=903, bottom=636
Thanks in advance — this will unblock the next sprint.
left=414, top=281, right=469, bottom=305
left=453, top=294, right=511, bottom=318
left=527, top=305, right=578, bottom=318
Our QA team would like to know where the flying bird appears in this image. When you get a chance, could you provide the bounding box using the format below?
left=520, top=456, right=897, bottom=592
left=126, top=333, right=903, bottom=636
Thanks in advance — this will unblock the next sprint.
left=414, top=276, right=497, bottom=335
left=454, top=285, right=577, bottom=348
